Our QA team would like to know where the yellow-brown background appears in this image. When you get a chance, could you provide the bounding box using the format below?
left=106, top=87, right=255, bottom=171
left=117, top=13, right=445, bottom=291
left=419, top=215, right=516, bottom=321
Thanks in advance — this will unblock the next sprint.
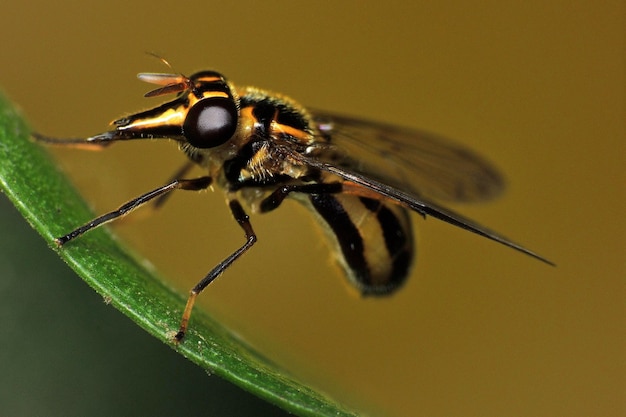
left=1, top=1, right=623, bottom=416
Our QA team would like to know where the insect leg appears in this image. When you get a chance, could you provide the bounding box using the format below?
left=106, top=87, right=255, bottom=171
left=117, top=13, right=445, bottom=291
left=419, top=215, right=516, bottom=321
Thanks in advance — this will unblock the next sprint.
left=151, top=161, right=196, bottom=210
left=259, top=182, right=343, bottom=212
left=175, top=199, right=256, bottom=342
left=32, top=132, right=116, bottom=150
left=56, top=176, right=213, bottom=246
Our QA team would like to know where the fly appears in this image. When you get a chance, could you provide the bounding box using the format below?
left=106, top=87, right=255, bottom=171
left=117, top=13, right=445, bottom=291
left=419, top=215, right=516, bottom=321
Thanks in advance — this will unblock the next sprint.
left=34, top=68, right=554, bottom=341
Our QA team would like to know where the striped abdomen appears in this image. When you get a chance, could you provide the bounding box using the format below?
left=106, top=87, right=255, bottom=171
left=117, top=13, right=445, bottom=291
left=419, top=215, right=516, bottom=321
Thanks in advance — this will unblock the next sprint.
left=309, top=193, right=414, bottom=295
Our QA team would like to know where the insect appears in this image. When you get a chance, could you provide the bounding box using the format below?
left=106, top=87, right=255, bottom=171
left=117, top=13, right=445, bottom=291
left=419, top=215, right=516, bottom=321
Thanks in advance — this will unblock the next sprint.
left=35, top=67, right=553, bottom=341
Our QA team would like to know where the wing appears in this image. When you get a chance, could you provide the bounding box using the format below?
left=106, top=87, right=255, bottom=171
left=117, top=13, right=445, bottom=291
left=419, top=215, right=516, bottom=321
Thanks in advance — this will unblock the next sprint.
left=296, top=111, right=552, bottom=265
left=290, top=151, right=553, bottom=266
left=310, top=110, right=504, bottom=203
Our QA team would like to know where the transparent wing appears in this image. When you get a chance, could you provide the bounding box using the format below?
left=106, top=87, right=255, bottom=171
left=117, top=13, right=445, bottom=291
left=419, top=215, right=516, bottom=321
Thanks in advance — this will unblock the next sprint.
left=310, top=110, right=505, bottom=203
left=290, top=151, right=553, bottom=266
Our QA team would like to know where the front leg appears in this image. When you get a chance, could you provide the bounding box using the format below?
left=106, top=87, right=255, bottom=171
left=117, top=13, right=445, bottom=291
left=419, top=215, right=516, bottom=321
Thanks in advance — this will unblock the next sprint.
left=56, top=176, right=213, bottom=246
left=175, top=199, right=257, bottom=342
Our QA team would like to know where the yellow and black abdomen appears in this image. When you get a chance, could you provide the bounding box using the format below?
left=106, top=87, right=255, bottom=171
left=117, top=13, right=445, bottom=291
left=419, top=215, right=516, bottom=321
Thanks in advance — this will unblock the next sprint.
left=308, top=193, right=414, bottom=295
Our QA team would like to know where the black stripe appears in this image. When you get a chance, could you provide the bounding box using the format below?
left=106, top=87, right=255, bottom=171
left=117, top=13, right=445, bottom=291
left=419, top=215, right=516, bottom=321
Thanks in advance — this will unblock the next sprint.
left=359, top=197, right=406, bottom=254
left=276, top=105, right=309, bottom=132
left=377, top=203, right=408, bottom=256
left=196, top=82, right=233, bottom=98
left=359, top=197, right=413, bottom=288
left=378, top=205, right=412, bottom=286
left=359, top=196, right=381, bottom=212
left=251, top=100, right=276, bottom=135
left=390, top=249, right=412, bottom=285
left=359, top=196, right=409, bottom=258
left=310, top=194, right=370, bottom=283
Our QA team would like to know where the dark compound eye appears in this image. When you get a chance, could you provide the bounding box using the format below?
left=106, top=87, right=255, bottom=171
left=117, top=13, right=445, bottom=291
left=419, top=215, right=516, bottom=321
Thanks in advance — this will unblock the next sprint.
left=183, top=98, right=238, bottom=148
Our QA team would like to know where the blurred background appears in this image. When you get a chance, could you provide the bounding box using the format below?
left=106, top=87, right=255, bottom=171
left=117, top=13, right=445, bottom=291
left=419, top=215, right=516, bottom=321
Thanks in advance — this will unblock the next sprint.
left=0, top=1, right=623, bottom=416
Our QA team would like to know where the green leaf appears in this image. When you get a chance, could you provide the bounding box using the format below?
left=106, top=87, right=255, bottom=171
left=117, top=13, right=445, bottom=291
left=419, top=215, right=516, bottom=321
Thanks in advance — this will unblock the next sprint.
left=0, top=93, right=357, bottom=417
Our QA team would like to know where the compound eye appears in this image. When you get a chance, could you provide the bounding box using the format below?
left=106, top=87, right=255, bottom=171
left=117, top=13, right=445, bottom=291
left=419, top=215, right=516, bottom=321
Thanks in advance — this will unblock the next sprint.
left=183, top=98, right=238, bottom=148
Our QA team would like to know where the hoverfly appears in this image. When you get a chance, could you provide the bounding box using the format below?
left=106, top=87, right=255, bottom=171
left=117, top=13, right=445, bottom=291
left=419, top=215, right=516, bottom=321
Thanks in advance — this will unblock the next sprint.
left=35, top=67, right=553, bottom=341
